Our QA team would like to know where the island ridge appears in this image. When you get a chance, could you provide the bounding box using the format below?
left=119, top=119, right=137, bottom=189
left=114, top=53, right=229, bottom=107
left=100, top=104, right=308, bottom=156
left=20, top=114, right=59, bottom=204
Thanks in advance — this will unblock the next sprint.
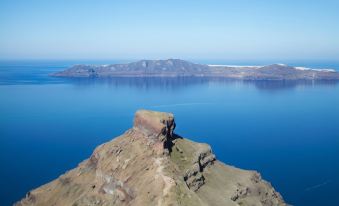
left=16, top=110, right=286, bottom=206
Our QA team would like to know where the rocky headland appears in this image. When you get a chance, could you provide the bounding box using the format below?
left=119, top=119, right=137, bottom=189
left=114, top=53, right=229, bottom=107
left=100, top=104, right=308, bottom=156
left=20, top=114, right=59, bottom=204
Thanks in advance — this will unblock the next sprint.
left=51, top=59, right=339, bottom=80
left=16, top=110, right=286, bottom=206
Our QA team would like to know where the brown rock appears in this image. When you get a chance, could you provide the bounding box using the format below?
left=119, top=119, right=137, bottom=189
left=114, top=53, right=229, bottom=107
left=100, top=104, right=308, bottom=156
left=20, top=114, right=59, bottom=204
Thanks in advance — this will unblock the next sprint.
left=133, top=109, right=175, bottom=141
left=15, top=110, right=286, bottom=206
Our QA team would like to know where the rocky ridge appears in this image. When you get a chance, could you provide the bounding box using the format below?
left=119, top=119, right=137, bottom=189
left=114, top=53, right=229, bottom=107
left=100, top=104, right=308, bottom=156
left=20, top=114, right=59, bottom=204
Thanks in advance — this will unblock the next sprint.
left=16, top=110, right=286, bottom=206
left=51, top=59, right=339, bottom=80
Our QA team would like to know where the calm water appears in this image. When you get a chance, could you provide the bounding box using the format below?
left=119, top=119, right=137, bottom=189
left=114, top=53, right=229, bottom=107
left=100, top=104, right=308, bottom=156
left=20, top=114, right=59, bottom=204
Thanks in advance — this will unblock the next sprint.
left=0, top=60, right=339, bottom=206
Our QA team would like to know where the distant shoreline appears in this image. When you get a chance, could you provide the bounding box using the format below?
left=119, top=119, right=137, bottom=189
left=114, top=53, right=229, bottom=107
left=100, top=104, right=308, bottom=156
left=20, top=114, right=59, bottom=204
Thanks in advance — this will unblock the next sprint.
left=51, top=59, right=339, bottom=81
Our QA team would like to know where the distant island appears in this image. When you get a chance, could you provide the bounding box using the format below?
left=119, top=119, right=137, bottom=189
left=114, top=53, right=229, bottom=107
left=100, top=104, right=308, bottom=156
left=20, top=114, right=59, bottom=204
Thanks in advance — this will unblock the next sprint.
left=51, top=59, right=339, bottom=80
left=16, top=110, right=286, bottom=206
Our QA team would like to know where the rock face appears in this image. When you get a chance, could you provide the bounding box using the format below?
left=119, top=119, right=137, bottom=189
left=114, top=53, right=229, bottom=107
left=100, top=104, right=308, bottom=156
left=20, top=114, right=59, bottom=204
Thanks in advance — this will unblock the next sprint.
left=16, top=110, right=286, bottom=206
left=51, top=59, right=339, bottom=80
left=182, top=143, right=216, bottom=191
left=134, top=110, right=175, bottom=141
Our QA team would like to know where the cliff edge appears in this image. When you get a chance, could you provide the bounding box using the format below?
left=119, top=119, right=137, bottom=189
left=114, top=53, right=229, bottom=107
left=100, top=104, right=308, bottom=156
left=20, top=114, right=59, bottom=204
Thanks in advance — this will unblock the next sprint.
left=16, top=110, right=286, bottom=206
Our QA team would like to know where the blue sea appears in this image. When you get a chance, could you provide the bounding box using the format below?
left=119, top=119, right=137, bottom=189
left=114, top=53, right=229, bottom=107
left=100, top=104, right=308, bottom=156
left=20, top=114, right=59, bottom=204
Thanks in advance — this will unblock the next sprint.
left=0, top=60, right=339, bottom=206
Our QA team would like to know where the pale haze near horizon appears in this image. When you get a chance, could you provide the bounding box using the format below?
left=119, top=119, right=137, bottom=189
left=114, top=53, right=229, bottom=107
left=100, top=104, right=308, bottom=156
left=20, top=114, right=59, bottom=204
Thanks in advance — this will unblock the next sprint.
left=0, top=0, right=338, bottom=61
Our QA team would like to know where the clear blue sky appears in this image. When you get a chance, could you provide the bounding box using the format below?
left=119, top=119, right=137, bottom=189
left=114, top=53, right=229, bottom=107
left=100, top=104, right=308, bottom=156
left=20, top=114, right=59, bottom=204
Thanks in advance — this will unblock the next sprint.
left=0, top=0, right=338, bottom=60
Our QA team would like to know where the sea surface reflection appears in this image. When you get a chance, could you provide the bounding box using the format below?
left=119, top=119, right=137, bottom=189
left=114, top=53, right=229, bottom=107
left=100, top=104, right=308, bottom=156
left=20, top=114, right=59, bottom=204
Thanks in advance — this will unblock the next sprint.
left=1, top=62, right=339, bottom=206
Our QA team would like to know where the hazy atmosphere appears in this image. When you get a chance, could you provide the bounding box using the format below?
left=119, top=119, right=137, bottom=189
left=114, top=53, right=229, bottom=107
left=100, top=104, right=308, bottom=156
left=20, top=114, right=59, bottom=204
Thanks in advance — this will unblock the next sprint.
left=1, top=1, right=339, bottom=206
left=1, top=0, right=339, bottom=60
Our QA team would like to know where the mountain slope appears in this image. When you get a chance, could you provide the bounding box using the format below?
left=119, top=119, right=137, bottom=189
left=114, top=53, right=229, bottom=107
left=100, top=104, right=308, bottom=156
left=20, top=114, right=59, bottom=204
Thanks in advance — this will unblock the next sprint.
left=51, top=59, right=339, bottom=80
left=52, top=59, right=210, bottom=78
left=16, top=110, right=286, bottom=206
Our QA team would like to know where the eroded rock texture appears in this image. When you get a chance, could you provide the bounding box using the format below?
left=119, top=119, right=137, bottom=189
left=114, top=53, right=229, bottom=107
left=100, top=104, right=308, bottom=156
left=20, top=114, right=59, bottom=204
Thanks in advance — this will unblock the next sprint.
left=16, top=110, right=286, bottom=206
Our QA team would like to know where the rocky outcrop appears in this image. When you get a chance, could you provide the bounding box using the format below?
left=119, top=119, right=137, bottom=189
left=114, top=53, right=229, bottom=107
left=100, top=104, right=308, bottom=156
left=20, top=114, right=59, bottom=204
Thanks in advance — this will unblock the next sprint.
left=16, top=110, right=286, bottom=206
left=183, top=144, right=216, bottom=191
left=51, top=59, right=339, bottom=80
left=133, top=110, right=175, bottom=141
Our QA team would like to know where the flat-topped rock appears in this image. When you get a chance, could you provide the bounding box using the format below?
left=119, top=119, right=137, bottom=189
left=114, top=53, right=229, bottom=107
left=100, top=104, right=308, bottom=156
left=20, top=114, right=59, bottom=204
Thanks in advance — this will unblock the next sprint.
left=133, top=110, right=175, bottom=141
left=16, top=109, right=286, bottom=206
